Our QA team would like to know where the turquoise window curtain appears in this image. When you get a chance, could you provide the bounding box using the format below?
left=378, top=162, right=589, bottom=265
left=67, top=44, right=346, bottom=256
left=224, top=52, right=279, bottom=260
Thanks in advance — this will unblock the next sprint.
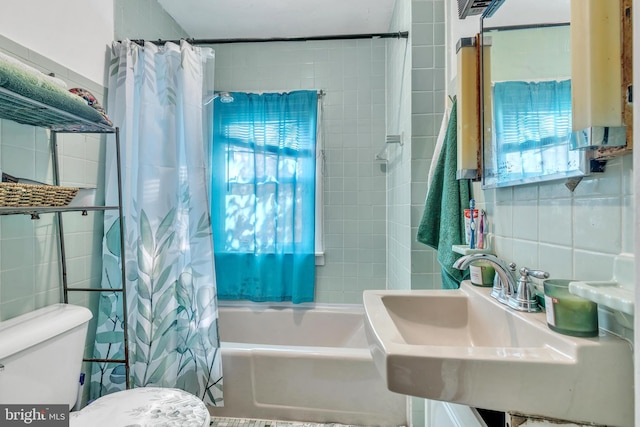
left=211, top=91, right=317, bottom=303
left=493, top=79, right=575, bottom=181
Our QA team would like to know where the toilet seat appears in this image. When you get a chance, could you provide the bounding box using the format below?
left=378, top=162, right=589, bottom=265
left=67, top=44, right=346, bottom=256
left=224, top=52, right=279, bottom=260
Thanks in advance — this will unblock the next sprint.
left=69, top=387, right=210, bottom=427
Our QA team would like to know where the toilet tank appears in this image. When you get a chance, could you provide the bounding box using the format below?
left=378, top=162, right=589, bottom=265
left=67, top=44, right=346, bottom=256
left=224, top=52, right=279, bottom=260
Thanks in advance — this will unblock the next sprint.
left=0, top=304, right=93, bottom=407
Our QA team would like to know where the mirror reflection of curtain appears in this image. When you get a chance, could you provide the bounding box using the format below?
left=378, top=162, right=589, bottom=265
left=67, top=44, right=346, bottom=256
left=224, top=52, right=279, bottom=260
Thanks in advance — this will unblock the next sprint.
left=211, top=91, right=317, bottom=303
left=492, top=79, right=579, bottom=182
left=90, top=39, right=223, bottom=406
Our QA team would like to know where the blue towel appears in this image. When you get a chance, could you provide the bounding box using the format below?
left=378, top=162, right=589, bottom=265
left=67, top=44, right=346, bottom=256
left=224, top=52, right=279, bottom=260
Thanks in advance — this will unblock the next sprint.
left=416, top=99, right=471, bottom=289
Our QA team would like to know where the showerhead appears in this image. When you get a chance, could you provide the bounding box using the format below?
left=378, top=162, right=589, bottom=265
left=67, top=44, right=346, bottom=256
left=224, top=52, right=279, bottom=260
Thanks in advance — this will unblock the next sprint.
left=218, top=92, right=234, bottom=103
left=203, top=91, right=235, bottom=105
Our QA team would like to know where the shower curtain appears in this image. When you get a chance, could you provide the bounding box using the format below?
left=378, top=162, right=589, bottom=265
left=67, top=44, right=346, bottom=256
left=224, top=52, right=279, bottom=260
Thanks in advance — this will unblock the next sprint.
left=89, top=39, right=223, bottom=406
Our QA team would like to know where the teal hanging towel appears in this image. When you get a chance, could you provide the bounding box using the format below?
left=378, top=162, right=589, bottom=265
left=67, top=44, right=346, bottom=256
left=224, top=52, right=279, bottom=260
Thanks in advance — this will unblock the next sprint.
left=416, top=98, right=471, bottom=289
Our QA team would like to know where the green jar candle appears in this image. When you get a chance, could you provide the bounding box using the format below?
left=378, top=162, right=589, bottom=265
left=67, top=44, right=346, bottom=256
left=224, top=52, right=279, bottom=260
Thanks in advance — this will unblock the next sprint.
left=543, top=279, right=598, bottom=337
left=469, top=260, right=495, bottom=287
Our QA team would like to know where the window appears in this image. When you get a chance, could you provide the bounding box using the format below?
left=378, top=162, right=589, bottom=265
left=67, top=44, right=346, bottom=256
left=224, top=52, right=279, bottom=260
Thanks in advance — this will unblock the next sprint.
left=210, top=91, right=319, bottom=303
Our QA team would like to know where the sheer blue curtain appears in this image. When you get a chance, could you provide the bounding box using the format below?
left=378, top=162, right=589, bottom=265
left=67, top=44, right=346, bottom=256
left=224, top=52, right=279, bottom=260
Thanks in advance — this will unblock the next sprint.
left=211, top=91, right=317, bottom=303
left=493, top=79, right=576, bottom=181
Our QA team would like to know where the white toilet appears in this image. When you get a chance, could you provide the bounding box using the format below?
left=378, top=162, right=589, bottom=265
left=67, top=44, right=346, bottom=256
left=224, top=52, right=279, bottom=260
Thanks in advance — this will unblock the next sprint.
left=0, top=303, right=211, bottom=427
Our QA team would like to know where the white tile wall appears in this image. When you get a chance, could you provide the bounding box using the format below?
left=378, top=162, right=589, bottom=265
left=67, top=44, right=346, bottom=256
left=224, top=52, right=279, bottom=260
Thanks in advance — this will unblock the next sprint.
left=409, top=0, right=446, bottom=292
left=473, top=154, right=634, bottom=287
left=386, top=0, right=412, bottom=292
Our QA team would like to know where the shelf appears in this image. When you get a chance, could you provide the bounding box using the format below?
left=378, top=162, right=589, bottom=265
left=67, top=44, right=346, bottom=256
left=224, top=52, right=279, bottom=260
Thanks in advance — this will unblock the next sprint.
left=568, top=281, right=634, bottom=316
left=0, top=205, right=119, bottom=216
left=452, top=244, right=494, bottom=256
left=66, top=287, right=124, bottom=293
left=567, top=254, right=635, bottom=316
left=0, top=86, right=115, bottom=133
left=0, top=68, right=130, bottom=390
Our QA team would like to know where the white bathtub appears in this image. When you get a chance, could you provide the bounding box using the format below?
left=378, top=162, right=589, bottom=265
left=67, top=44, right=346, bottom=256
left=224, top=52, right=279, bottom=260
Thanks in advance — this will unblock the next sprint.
left=210, top=302, right=408, bottom=426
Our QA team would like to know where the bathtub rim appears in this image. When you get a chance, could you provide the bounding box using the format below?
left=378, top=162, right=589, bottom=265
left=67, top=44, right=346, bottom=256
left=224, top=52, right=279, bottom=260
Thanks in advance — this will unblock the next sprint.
left=217, top=300, right=365, bottom=312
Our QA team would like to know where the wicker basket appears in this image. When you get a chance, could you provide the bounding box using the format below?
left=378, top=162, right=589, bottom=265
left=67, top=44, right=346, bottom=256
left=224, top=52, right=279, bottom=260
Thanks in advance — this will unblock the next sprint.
left=0, top=182, right=79, bottom=207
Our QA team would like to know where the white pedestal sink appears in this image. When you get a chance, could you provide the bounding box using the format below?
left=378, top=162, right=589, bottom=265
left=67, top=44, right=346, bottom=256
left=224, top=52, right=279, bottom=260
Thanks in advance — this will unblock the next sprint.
left=363, top=281, right=634, bottom=427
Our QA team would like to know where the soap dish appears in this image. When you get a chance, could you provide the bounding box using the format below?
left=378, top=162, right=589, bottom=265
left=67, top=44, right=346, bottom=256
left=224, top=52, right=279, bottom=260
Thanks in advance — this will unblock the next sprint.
left=568, top=281, right=634, bottom=316
left=451, top=245, right=493, bottom=256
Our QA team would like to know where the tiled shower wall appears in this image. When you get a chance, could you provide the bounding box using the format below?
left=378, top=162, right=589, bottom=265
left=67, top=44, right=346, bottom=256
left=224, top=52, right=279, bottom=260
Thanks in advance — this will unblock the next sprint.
left=210, top=40, right=389, bottom=303
left=116, top=0, right=390, bottom=303
left=117, top=0, right=444, bottom=303
left=116, top=0, right=441, bottom=303
left=386, top=0, right=413, bottom=291
left=409, top=0, right=446, bottom=291
left=386, top=0, right=446, bottom=293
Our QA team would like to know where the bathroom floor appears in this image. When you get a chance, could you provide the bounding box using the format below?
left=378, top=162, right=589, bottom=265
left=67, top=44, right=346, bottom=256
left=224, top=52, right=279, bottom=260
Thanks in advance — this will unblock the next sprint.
left=210, top=417, right=361, bottom=427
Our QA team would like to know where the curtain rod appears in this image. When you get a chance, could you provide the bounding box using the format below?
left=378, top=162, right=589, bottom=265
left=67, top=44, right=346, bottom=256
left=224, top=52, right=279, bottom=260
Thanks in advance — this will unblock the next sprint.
left=129, top=31, right=409, bottom=46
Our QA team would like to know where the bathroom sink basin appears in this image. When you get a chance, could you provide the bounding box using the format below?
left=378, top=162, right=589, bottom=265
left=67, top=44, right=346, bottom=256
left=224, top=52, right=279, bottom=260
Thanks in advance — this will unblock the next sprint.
left=363, top=281, right=633, bottom=426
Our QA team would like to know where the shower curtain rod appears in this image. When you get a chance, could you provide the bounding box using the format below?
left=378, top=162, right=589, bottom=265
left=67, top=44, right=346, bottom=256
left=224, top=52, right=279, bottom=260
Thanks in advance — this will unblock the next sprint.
left=128, top=31, right=409, bottom=46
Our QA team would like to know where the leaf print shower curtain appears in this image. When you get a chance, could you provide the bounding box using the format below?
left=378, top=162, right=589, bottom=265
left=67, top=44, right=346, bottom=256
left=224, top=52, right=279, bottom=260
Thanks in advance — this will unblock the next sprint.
left=89, top=39, right=223, bottom=406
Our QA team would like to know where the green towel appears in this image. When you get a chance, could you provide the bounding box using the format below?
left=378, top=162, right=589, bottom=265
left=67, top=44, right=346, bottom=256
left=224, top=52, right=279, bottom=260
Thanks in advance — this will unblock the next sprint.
left=416, top=99, right=471, bottom=289
left=0, top=56, right=107, bottom=125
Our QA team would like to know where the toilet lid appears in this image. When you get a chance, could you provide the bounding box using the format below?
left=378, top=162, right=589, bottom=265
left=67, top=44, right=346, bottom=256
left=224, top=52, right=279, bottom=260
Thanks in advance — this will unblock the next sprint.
left=70, top=387, right=210, bottom=427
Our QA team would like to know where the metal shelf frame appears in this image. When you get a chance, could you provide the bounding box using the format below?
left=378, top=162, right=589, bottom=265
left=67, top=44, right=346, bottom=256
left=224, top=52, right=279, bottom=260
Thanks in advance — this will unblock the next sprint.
left=0, top=86, right=114, bottom=132
left=0, top=86, right=130, bottom=390
left=53, top=128, right=130, bottom=390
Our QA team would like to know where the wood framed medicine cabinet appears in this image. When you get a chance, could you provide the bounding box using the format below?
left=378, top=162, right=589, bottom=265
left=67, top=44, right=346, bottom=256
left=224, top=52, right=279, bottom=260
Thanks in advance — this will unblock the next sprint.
left=478, top=0, right=632, bottom=189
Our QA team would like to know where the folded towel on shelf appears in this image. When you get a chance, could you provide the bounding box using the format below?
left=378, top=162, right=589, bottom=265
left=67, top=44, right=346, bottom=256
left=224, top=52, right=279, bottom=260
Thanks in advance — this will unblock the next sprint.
left=0, top=52, right=107, bottom=125
left=416, top=98, right=471, bottom=289
left=0, top=51, right=67, bottom=88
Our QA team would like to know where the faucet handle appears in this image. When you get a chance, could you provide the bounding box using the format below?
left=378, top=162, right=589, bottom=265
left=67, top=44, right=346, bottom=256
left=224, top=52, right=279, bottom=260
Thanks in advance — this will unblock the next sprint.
left=508, top=267, right=548, bottom=312
left=519, top=267, right=549, bottom=281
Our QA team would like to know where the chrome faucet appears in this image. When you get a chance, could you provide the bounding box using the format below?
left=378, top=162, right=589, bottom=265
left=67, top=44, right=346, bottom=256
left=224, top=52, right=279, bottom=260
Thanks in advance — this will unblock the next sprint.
left=453, top=254, right=548, bottom=312
left=452, top=253, right=517, bottom=304
left=509, top=267, right=549, bottom=312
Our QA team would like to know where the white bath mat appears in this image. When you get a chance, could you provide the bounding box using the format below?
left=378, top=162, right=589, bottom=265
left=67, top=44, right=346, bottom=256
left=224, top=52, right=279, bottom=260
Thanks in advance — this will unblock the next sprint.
left=210, top=417, right=362, bottom=427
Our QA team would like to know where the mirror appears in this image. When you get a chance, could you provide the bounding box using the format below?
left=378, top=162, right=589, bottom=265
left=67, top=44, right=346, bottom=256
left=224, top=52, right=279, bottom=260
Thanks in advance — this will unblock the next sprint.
left=480, top=23, right=591, bottom=188
left=477, top=0, right=591, bottom=188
